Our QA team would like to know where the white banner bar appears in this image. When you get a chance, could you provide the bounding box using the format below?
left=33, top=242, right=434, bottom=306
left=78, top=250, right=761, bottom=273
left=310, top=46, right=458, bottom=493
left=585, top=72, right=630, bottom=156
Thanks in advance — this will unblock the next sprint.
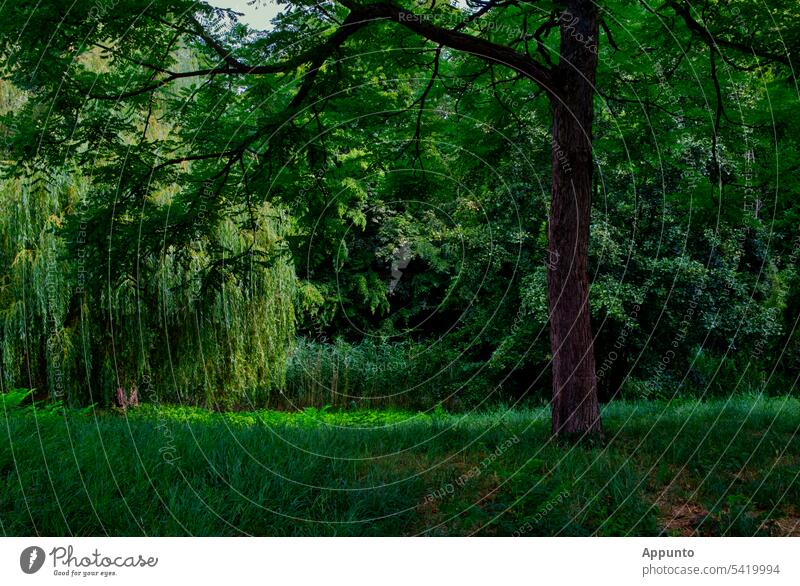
left=1, top=538, right=797, bottom=585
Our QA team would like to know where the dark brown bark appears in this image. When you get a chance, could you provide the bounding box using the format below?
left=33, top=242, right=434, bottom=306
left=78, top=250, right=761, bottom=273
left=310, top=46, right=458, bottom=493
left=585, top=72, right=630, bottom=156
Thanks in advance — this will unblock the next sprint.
left=547, top=0, right=602, bottom=438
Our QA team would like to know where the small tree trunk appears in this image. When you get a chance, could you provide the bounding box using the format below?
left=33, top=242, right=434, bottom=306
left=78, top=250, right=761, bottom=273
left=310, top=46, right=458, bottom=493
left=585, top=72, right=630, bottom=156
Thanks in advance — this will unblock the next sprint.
left=547, top=0, right=601, bottom=438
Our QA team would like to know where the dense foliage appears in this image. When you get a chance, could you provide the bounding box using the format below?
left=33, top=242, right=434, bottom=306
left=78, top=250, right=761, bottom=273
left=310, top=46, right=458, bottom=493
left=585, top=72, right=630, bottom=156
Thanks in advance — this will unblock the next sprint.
left=0, top=77, right=296, bottom=408
left=0, top=0, right=798, bottom=409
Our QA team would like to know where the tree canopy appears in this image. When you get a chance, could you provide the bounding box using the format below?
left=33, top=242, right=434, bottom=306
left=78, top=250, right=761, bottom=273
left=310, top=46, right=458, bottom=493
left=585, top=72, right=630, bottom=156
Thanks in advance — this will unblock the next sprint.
left=1, top=1, right=798, bottom=431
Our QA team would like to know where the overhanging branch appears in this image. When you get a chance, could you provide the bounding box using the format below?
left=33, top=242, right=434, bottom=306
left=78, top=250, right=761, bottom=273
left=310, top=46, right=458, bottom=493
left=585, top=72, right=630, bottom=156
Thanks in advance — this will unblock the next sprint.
left=338, top=1, right=556, bottom=93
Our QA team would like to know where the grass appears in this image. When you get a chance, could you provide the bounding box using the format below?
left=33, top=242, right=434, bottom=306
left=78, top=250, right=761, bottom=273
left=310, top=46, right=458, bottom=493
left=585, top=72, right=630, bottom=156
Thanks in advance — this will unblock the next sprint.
left=1, top=393, right=799, bottom=536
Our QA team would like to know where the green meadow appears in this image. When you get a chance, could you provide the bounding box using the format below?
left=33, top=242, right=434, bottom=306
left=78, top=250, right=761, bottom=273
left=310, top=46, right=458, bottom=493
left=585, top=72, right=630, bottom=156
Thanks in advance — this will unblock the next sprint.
left=2, top=393, right=798, bottom=536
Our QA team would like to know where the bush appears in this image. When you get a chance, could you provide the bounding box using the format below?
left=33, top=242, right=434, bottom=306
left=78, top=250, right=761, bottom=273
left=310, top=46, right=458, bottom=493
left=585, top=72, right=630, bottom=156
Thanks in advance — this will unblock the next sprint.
left=282, top=338, right=489, bottom=411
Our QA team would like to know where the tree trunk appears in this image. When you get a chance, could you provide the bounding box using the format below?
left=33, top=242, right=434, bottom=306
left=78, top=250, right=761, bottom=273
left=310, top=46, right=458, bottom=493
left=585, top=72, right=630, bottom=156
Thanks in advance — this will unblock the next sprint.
left=547, top=0, right=601, bottom=438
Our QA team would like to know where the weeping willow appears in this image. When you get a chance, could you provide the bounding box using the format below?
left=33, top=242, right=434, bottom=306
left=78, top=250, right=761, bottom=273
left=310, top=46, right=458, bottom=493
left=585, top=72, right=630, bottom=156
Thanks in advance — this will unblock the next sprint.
left=0, top=173, right=78, bottom=402
left=0, top=172, right=296, bottom=408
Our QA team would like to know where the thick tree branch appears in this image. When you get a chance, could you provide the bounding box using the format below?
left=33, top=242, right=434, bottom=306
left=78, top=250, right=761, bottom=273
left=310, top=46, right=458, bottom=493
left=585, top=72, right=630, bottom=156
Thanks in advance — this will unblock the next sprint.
left=91, top=11, right=373, bottom=100
left=339, top=1, right=555, bottom=93
left=94, top=2, right=554, bottom=105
